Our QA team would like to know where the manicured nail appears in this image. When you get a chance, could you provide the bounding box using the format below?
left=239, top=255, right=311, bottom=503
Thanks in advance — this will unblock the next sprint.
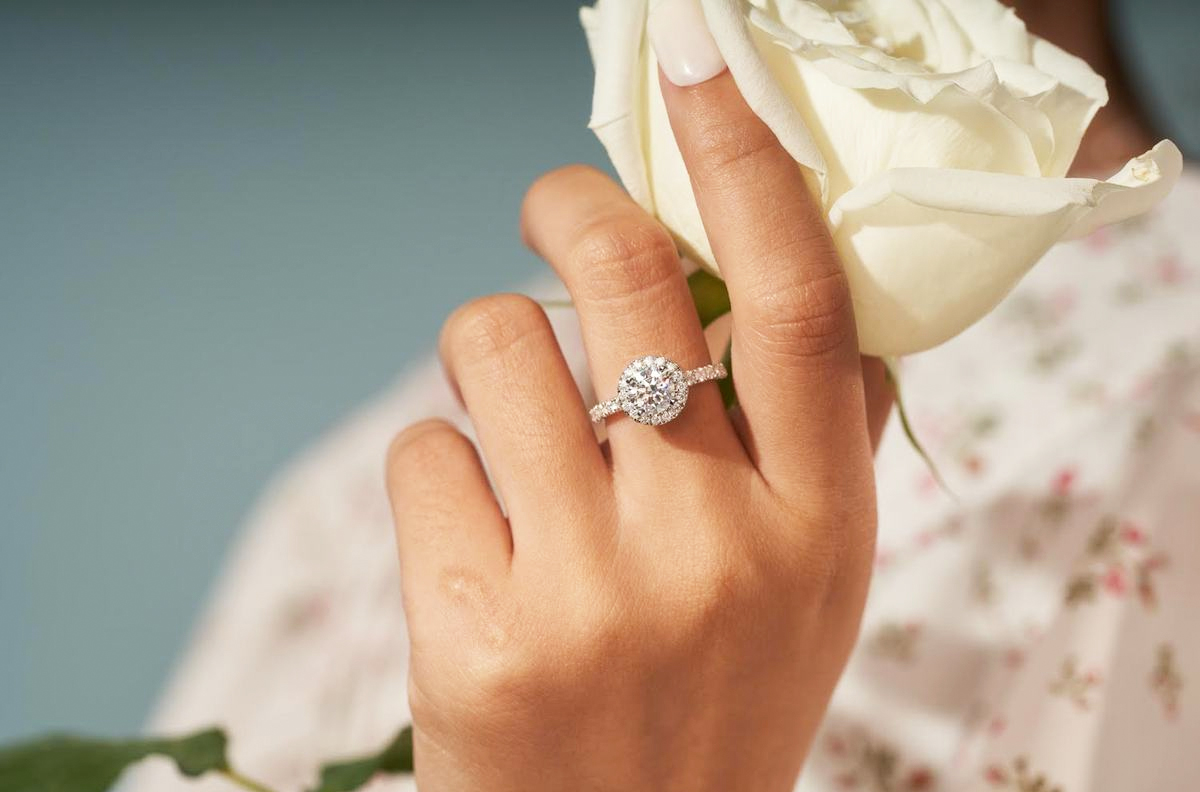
left=648, top=0, right=727, bottom=87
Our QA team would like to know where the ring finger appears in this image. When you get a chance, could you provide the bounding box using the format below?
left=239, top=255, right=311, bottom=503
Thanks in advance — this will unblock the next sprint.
left=519, top=165, right=744, bottom=480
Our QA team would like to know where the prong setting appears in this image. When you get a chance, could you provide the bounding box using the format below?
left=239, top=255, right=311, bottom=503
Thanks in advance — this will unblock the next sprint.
left=588, top=356, right=727, bottom=426
left=618, top=355, right=689, bottom=426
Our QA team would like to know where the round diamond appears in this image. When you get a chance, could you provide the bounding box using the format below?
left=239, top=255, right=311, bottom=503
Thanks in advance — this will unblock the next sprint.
left=617, top=355, right=688, bottom=425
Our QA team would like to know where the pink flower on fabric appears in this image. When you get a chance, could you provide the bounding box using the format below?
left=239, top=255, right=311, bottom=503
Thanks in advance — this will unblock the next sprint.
left=917, top=471, right=941, bottom=498
left=1085, top=226, right=1112, bottom=252
left=1143, top=554, right=1169, bottom=572
left=963, top=454, right=986, bottom=476
left=1051, top=287, right=1077, bottom=318
left=1103, top=565, right=1128, bottom=595
left=906, top=767, right=935, bottom=789
left=1156, top=255, right=1186, bottom=284
left=1120, top=523, right=1148, bottom=545
left=1052, top=468, right=1077, bottom=496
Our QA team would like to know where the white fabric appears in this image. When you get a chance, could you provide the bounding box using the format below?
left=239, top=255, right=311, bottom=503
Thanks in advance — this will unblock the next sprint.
left=127, top=170, right=1200, bottom=792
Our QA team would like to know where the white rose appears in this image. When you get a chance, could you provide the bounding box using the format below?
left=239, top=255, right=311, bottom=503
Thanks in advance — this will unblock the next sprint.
left=580, top=0, right=1182, bottom=356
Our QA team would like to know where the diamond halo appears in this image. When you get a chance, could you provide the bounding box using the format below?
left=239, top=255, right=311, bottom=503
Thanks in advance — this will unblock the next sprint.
left=588, top=355, right=728, bottom=426
left=617, top=355, right=690, bottom=426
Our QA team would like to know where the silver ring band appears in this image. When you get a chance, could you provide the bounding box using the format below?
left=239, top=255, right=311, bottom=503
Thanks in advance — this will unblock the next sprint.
left=589, top=355, right=728, bottom=426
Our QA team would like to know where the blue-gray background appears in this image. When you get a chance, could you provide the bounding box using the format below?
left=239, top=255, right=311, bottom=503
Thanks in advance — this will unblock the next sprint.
left=0, top=0, right=606, bottom=742
left=1, top=0, right=1196, bottom=745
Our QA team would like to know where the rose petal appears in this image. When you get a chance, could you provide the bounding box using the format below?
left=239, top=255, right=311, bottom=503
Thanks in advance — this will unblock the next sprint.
left=708, top=0, right=1046, bottom=205
left=929, top=1, right=1108, bottom=175
left=581, top=0, right=653, bottom=210
left=581, top=0, right=1177, bottom=358
left=829, top=140, right=1183, bottom=355
left=651, top=0, right=1050, bottom=273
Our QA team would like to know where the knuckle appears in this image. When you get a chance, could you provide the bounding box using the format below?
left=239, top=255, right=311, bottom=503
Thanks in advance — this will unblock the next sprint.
left=764, top=529, right=843, bottom=600
left=747, top=268, right=854, bottom=360
left=568, top=214, right=681, bottom=306
left=441, top=293, right=550, bottom=366
left=455, top=639, right=585, bottom=733
left=690, top=563, right=755, bottom=633
left=572, top=596, right=629, bottom=661
left=815, top=492, right=878, bottom=570
left=766, top=491, right=877, bottom=600
left=413, top=654, right=534, bottom=734
left=409, top=615, right=545, bottom=729
left=463, top=645, right=541, bottom=711
left=654, top=542, right=760, bottom=640
left=692, top=116, right=780, bottom=181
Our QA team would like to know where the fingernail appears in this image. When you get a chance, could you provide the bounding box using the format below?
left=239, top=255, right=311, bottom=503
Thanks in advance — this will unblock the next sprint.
left=648, top=0, right=727, bottom=87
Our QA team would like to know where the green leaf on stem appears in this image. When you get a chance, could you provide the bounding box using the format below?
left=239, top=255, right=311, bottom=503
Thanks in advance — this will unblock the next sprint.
left=718, top=339, right=737, bottom=409
left=883, top=358, right=953, bottom=497
left=686, top=269, right=731, bottom=329
left=308, top=726, right=414, bottom=792
left=0, top=728, right=239, bottom=792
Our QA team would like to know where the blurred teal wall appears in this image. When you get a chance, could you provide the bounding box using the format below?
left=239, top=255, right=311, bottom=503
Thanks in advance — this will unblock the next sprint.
left=0, top=0, right=605, bottom=741
left=1111, top=0, right=1200, bottom=160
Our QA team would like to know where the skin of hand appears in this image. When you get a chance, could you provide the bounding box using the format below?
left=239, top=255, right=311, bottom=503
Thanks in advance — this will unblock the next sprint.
left=386, top=31, right=895, bottom=792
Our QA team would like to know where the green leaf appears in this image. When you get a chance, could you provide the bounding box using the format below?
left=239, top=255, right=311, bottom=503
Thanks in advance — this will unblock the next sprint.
left=718, top=338, right=737, bottom=409
left=0, top=728, right=232, bottom=792
left=686, top=269, right=731, bottom=328
left=883, top=358, right=954, bottom=498
left=309, top=726, right=414, bottom=792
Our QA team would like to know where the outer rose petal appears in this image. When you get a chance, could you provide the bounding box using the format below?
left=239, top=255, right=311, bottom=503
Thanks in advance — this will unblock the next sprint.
left=653, top=0, right=1050, bottom=274
left=581, top=0, right=653, bottom=211
left=720, top=2, right=1065, bottom=195
left=829, top=141, right=1183, bottom=356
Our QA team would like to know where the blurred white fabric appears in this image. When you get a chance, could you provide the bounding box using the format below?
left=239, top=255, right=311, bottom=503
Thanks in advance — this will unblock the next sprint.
left=128, top=170, right=1200, bottom=792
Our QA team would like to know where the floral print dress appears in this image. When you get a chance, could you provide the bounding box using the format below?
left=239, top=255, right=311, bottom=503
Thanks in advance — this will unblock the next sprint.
left=128, top=170, right=1200, bottom=792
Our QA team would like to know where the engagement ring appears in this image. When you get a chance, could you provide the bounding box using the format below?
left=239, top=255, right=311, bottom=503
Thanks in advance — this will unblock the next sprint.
left=589, top=355, right=728, bottom=426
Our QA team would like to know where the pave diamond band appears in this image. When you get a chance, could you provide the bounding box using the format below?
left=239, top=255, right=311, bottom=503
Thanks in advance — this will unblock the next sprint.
left=682, top=363, right=729, bottom=387
left=589, top=355, right=728, bottom=426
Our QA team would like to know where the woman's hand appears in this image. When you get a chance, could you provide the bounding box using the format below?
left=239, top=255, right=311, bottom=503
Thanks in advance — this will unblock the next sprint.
left=386, top=34, right=892, bottom=792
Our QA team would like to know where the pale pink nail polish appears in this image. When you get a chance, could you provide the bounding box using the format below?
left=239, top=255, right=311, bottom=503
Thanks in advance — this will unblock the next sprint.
left=648, top=0, right=727, bottom=87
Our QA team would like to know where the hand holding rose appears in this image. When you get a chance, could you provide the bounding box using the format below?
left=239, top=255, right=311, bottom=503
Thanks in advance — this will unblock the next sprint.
left=388, top=1, right=1182, bottom=789
left=387, top=5, right=892, bottom=788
